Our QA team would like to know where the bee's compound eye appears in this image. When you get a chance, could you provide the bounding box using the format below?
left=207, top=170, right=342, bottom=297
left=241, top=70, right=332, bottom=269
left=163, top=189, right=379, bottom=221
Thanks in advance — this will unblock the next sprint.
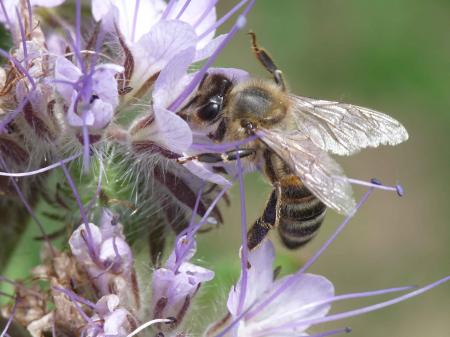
left=198, top=102, right=220, bottom=121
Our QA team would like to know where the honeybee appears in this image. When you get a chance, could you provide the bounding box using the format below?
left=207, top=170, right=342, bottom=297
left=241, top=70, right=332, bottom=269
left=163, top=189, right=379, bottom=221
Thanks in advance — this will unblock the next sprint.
left=178, top=33, right=408, bottom=250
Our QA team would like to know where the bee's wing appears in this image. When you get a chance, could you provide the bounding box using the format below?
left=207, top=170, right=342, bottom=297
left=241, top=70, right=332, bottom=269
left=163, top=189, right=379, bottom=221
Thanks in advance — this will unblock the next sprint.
left=289, top=95, right=409, bottom=156
left=258, top=128, right=356, bottom=215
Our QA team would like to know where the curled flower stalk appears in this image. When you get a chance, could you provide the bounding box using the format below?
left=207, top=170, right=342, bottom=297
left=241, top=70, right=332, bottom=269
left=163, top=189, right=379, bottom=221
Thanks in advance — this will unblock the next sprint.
left=0, top=1, right=448, bottom=337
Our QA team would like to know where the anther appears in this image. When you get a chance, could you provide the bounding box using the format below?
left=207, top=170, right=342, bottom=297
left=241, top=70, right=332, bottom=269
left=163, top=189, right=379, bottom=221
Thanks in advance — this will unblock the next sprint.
left=395, top=184, right=404, bottom=197
left=89, top=94, right=99, bottom=104
left=370, top=178, right=382, bottom=185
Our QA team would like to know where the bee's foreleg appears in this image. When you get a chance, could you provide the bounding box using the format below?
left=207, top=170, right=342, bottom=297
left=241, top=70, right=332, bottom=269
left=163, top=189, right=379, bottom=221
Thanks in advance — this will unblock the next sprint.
left=247, top=189, right=278, bottom=250
left=249, top=31, right=286, bottom=91
left=176, top=149, right=255, bottom=164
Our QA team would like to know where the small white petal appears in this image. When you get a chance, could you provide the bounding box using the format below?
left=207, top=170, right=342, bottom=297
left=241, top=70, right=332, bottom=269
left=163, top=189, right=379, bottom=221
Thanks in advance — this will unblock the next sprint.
left=167, top=0, right=217, bottom=48
left=184, top=161, right=231, bottom=186
left=130, top=20, right=197, bottom=90
left=31, top=0, right=65, bottom=6
left=151, top=106, right=193, bottom=152
left=89, top=100, right=114, bottom=129
left=92, top=0, right=166, bottom=43
left=95, top=294, right=120, bottom=315
left=68, top=223, right=102, bottom=260
left=194, top=34, right=226, bottom=62
left=54, top=57, right=81, bottom=103
left=255, top=274, right=334, bottom=332
left=153, top=47, right=195, bottom=109
left=92, top=64, right=123, bottom=108
left=227, top=240, right=275, bottom=316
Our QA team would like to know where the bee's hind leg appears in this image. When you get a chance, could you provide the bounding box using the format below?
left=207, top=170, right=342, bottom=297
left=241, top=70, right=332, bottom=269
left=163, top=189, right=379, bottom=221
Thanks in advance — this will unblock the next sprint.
left=249, top=31, right=286, bottom=91
left=247, top=188, right=278, bottom=250
left=176, top=149, right=255, bottom=164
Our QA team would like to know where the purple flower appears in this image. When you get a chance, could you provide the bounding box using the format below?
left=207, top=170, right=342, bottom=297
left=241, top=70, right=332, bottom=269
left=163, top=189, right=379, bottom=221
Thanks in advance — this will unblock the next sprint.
left=54, top=57, right=124, bottom=132
left=92, top=0, right=224, bottom=98
left=151, top=234, right=214, bottom=327
left=209, top=185, right=450, bottom=337
left=68, top=210, right=135, bottom=299
left=224, top=240, right=334, bottom=337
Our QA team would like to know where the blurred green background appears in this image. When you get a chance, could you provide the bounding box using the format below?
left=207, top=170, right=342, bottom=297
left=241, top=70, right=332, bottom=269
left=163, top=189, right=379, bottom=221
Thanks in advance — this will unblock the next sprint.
left=1, top=1, right=449, bottom=336
left=197, top=1, right=450, bottom=336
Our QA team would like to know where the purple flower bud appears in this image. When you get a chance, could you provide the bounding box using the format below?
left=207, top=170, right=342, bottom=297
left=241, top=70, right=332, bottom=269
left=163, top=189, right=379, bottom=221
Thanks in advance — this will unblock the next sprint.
left=85, top=294, right=132, bottom=337
left=151, top=235, right=214, bottom=328
left=68, top=213, right=136, bottom=299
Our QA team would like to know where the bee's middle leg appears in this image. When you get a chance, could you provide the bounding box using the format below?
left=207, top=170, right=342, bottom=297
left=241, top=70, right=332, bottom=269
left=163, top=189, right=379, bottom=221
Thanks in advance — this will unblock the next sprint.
left=247, top=188, right=278, bottom=250
left=176, top=149, right=256, bottom=164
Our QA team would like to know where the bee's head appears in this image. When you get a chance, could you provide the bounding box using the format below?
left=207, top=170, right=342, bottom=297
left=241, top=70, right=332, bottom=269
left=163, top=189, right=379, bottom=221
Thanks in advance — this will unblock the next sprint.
left=178, top=73, right=233, bottom=130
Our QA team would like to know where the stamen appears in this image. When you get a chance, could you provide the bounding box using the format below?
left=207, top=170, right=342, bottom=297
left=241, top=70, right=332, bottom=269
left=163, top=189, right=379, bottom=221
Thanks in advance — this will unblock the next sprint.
left=0, top=153, right=81, bottom=177
left=161, top=0, right=177, bottom=20
left=168, top=0, right=256, bottom=112
left=190, top=183, right=232, bottom=234
left=0, top=93, right=31, bottom=134
left=81, top=121, right=90, bottom=172
left=171, top=182, right=233, bottom=270
left=262, top=285, right=416, bottom=326
left=198, top=0, right=248, bottom=40
left=0, top=158, right=55, bottom=257
left=0, top=276, right=17, bottom=286
left=85, top=156, right=104, bottom=214
left=175, top=0, right=192, bottom=20
left=246, top=188, right=375, bottom=320
left=0, top=49, right=36, bottom=88
left=75, top=0, right=82, bottom=65
left=51, top=318, right=56, bottom=337
left=125, top=318, right=173, bottom=337
left=174, top=182, right=206, bottom=269
left=192, top=0, right=218, bottom=29
left=130, top=0, right=141, bottom=43
left=111, top=236, right=122, bottom=270
left=61, top=163, right=98, bottom=260
left=63, top=27, right=85, bottom=72
left=174, top=182, right=231, bottom=271
left=278, top=275, right=450, bottom=329
left=214, top=302, right=257, bottom=337
left=53, top=287, right=92, bottom=323
left=191, top=134, right=259, bottom=152
left=53, top=287, right=96, bottom=309
left=0, top=296, right=17, bottom=337
left=307, top=327, right=352, bottom=337
left=0, top=291, right=15, bottom=300
left=236, top=149, right=248, bottom=316
left=346, top=177, right=404, bottom=196
left=395, top=184, right=404, bottom=196
left=88, top=27, right=106, bottom=77
left=0, top=1, right=12, bottom=30
left=16, top=7, right=28, bottom=67
left=26, top=0, right=33, bottom=33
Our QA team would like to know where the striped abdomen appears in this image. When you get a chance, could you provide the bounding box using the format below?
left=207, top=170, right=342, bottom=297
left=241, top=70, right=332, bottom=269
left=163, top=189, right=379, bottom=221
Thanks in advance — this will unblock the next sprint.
left=277, top=175, right=326, bottom=249
left=264, top=151, right=327, bottom=249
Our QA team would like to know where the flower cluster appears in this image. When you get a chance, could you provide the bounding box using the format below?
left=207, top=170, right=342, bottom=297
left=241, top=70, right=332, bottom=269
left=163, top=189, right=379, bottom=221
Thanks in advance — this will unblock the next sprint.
left=0, top=1, right=449, bottom=337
